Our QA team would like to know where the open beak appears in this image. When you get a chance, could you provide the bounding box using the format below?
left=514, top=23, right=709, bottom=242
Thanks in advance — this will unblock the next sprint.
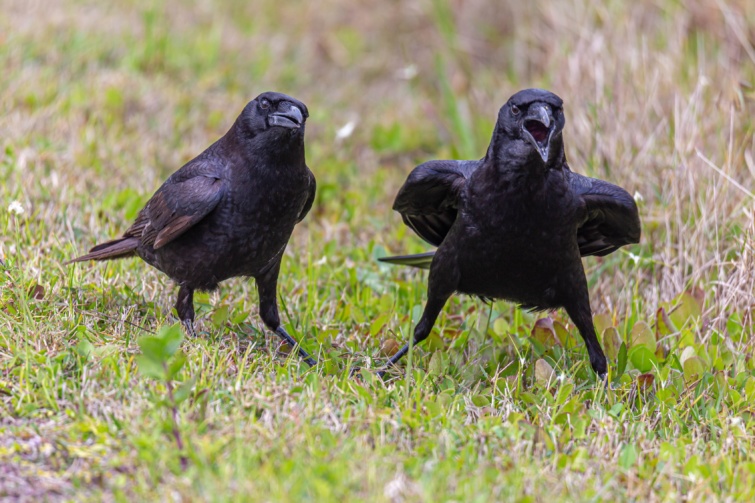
left=522, top=103, right=554, bottom=163
left=269, top=105, right=304, bottom=129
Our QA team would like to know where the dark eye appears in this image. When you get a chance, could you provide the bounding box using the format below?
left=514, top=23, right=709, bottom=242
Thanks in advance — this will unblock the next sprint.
left=260, top=99, right=270, bottom=110
left=511, top=105, right=520, bottom=116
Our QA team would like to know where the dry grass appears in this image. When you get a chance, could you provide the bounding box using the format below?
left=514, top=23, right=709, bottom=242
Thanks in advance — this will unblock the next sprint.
left=2, top=0, right=755, bottom=500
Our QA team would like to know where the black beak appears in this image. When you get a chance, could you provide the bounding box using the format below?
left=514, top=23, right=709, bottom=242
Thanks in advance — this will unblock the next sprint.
left=269, top=105, right=304, bottom=129
left=522, top=103, right=554, bottom=163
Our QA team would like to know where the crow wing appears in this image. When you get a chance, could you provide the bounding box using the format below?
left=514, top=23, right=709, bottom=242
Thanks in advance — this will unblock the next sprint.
left=392, top=160, right=478, bottom=246
left=568, top=170, right=641, bottom=257
left=126, top=160, right=226, bottom=249
left=297, top=168, right=317, bottom=223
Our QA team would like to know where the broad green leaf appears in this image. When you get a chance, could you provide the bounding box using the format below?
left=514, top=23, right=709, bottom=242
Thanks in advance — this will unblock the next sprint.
left=211, top=305, right=230, bottom=328
left=159, top=324, right=184, bottom=357
left=76, top=339, right=94, bottom=359
left=553, top=320, right=576, bottom=348
left=167, top=352, right=187, bottom=380
left=593, top=313, right=613, bottom=336
left=493, top=317, right=508, bottom=336
left=136, top=355, right=166, bottom=380
left=630, top=321, right=655, bottom=350
left=616, top=342, right=628, bottom=379
left=629, top=346, right=657, bottom=373
left=602, top=327, right=621, bottom=361
left=138, top=335, right=167, bottom=363
left=683, top=356, right=705, bottom=383
left=656, top=307, right=677, bottom=338
left=669, top=292, right=702, bottom=329
left=679, top=346, right=697, bottom=364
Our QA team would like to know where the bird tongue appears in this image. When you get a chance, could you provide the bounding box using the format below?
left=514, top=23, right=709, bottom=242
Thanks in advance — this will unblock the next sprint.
left=525, top=120, right=549, bottom=143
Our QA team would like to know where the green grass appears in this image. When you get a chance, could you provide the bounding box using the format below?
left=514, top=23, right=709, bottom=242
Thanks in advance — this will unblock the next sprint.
left=2, top=0, right=755, bottom=500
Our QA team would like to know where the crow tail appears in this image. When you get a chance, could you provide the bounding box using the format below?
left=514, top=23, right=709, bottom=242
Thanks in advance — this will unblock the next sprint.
left=65, top=237, right=139, bottom=265
left=377, top=251, right=435, bottom=270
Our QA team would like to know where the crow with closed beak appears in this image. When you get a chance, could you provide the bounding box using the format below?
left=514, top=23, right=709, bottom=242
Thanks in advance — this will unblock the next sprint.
left=379, top=89, right=640, bottom=378
left=68, top=92, right=317, bottom=366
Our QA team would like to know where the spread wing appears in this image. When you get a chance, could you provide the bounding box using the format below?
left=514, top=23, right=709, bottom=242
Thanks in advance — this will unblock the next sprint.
left=568, top=170, right=641, bottom=257
left=126, top=160, right=226, bottom=250
left=393, top=160, right=479, bottom=246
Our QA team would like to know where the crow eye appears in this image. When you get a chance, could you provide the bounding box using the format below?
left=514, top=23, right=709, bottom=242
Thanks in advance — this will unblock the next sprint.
left=260, top=99, right=270, bottom=110
left=511, top=105, right=520, bottom=116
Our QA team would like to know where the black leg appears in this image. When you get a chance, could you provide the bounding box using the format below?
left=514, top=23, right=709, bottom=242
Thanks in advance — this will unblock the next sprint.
left=256, top=261, right=317, bottom=367
left=377, top=260, right=454, bottom=378
left=176, top=285, right=196, bottom=338
left=562, top=273, right=607, bottom=378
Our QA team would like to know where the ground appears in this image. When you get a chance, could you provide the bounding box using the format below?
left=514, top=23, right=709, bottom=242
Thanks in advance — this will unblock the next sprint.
left=1, top=0, right=755, bottom=500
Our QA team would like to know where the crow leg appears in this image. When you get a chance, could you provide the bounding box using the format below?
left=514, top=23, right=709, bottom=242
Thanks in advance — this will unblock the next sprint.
left=256, top=261, right=317, bottom=367
left=562, top=277, right=607, bottom=378
left=378, top=261, right=455, bottom=377
left=176, top=285, right=196, bottom=338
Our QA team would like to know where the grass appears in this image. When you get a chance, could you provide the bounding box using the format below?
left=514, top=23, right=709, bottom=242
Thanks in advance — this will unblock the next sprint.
left=2, top=0, right=755, bottom=500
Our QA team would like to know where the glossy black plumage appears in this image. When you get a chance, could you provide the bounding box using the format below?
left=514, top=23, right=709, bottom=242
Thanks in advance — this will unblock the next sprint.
left=379, top=88, right=641, bottom=377
left=69, top=92, right=317, bottom=366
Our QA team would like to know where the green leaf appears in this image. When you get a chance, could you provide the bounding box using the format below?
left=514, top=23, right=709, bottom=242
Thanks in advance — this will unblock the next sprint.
left=629, top=321, right=655, bottom=351
left=602, top=327, right=621, bottom=361
left=76, top=339, right=94, bottom=360
left=553, top=320, right=576, bottom=349
left=138, top=335, right=167, bottom=363
left=629, top=346, right=657, bottom=373
left=211, top=305, right=230, bottom=328
left=683, top=356, right=705, bottom=383
left=136, top=355, right=166, bottom=380
left=618, top=443, right=638, bottom=469
left=593, top=313, right=613, bottom=336
left=166, top=352, right=187, bottom=380
left=159, top=324, right=184, bottom=357
left=656, top=307, right=677, bottom=338
left=616, top=342, right=628, bottom=380
left=669, top=292, right=702, bottom=329
left=173, top=377, right=196, bottom=404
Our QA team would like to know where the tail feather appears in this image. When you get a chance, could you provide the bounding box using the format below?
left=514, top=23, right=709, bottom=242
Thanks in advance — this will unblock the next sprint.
left=65, top=237, right=139, bottom=264
left=377, top=251, right=435, bottom=270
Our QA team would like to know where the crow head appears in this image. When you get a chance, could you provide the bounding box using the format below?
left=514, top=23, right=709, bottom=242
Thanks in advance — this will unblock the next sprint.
left=239, top=91, right=309, bottom=140
left=492, top=88, right=565, bottom=167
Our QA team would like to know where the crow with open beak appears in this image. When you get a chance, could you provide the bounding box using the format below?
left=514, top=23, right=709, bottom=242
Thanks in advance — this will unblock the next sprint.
left=378, top=88, right=641, bottom=378
left=68, top=92, right=317, bottom=366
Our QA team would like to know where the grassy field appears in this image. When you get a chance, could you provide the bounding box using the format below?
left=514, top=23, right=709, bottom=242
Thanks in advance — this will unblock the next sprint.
left=2, top=0, right=755, bottom=500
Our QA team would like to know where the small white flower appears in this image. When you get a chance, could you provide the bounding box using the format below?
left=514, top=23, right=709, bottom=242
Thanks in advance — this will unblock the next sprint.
left=8, top=201, right=24, bottom=215
left=398, top=64, right=418, bottom=80
left=633, top=191, right=644, bottom=203
left=335, top=121, right=357, bottom=140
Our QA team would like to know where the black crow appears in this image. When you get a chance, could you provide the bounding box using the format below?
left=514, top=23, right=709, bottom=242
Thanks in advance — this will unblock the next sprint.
left=68, top=92, right=317, bottom=366
left=379, top=88, right=640, bottom=378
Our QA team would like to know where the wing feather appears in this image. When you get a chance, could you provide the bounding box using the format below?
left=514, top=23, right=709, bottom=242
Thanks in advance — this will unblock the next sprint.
left=568, top=170, right=641, bottom=257
left=393, top=160, right=478, bottom=246
left=124, top=162, right=226, bottom=249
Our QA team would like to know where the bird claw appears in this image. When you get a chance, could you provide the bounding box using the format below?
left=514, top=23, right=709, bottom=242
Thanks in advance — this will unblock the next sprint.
left=182, top=320, right=198, bottom=338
